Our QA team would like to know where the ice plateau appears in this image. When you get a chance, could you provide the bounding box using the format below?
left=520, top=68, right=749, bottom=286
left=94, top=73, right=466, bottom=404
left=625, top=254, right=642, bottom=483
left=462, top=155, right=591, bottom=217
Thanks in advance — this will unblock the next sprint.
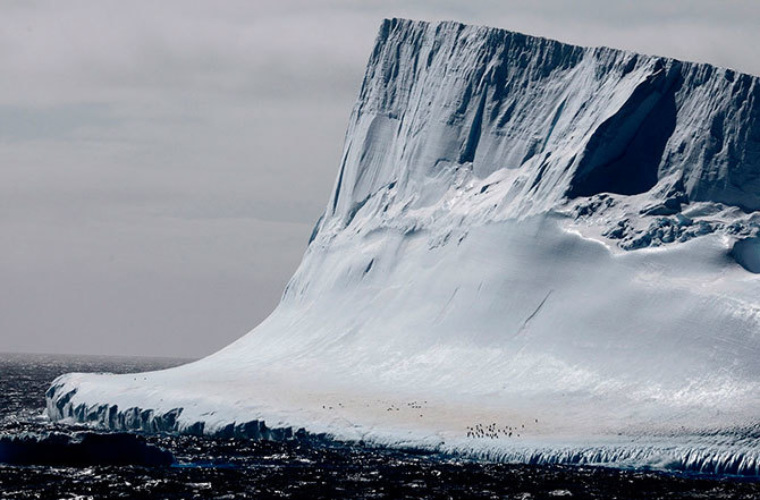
left=47, top=18, right=760, bottom=474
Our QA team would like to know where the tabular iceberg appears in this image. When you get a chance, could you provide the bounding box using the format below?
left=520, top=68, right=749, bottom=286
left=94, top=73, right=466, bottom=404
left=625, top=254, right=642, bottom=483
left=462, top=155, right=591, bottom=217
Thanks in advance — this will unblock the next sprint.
left=47, top=18, right=760, bottom=474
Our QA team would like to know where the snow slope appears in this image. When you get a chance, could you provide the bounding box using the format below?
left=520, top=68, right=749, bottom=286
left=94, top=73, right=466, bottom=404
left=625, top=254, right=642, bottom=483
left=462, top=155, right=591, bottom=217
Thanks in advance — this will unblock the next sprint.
left=47, top=19, right=760, bottom=474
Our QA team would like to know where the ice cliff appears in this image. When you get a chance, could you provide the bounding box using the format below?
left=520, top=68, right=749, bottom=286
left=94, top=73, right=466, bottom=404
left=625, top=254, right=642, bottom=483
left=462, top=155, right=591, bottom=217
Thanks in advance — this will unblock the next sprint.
left=47, top=19, right=760, bottom=474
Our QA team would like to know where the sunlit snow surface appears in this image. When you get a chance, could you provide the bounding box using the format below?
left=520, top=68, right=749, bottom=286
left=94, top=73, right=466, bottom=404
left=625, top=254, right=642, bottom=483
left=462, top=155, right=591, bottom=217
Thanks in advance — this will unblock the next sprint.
left=48, top=19, right=760, bottom=473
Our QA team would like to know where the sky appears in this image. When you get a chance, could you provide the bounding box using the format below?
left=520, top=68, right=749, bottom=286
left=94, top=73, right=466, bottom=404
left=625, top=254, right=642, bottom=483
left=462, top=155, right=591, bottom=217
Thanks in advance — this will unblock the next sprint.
left=2, top=1, right=759, bottom=359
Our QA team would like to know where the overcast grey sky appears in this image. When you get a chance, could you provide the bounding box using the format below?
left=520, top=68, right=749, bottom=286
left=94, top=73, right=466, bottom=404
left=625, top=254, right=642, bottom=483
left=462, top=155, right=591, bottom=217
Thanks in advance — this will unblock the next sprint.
left=2, top=1, right=759, bottom=358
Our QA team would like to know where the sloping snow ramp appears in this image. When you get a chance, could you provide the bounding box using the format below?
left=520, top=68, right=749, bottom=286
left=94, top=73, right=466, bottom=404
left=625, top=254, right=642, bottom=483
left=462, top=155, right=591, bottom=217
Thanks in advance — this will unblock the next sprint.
left=47, top=19, right=760, bottom=474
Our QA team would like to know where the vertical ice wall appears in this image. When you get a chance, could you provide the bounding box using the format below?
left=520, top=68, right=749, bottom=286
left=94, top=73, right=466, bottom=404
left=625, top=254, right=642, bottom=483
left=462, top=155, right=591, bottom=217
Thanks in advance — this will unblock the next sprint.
left=322, top=18, right=760, bottom=235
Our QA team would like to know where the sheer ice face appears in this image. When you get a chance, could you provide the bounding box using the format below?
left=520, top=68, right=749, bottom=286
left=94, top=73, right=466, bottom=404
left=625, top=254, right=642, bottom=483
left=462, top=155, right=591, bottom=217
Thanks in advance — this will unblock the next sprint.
left=47, top=19, right=760, bottom=473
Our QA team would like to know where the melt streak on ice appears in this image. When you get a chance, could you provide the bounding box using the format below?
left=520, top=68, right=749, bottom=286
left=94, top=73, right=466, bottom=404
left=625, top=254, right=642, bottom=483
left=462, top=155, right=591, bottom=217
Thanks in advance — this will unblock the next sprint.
left=47, top=19, right=760, bottom=473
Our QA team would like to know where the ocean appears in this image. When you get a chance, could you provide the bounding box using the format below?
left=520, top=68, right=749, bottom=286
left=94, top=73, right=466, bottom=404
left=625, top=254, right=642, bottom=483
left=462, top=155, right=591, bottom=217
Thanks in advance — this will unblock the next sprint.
left=1, top=352, right=759, bottom=499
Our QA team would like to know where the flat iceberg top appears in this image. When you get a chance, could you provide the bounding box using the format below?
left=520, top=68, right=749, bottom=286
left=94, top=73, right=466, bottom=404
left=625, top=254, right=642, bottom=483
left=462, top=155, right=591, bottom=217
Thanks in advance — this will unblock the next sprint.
left=46, top=19, right=760, bottom=475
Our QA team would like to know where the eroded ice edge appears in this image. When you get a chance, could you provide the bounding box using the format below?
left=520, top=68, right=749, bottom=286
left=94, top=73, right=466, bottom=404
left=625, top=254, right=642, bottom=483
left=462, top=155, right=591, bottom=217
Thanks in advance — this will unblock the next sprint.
left=47, top=19, right=760, bottom=475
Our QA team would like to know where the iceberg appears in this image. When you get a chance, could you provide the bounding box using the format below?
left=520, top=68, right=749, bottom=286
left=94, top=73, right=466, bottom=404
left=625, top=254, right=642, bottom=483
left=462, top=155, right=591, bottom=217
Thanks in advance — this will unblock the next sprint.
left=47, top=18, right=760, bottom=474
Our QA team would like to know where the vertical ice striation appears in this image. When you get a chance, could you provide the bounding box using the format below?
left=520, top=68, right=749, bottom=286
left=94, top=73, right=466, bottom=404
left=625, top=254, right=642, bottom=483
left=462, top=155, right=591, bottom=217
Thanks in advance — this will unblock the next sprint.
left=325, top=18, right=760, bottom=231
left=46, top=19, right=760, bottom=474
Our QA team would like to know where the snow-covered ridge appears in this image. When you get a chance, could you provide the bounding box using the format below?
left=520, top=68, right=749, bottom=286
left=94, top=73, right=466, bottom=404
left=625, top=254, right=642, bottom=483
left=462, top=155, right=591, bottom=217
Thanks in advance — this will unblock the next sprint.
left=47, top=19, right=760, bottom=474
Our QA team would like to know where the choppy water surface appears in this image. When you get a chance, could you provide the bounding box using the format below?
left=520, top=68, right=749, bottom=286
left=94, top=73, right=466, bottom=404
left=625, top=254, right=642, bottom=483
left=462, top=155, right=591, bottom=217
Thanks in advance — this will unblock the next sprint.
left=2, top=353, right=760, bottom=499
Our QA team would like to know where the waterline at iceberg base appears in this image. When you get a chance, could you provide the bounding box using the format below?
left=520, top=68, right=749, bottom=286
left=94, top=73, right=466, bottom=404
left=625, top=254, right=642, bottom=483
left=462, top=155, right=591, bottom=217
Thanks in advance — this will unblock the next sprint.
left=47, top=18, right=760, bottom=474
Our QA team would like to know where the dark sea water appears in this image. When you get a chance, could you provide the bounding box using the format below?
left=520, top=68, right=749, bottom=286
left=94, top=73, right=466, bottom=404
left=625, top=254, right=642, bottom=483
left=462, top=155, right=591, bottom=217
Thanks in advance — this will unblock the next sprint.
left=1, top=353, right=760, bottom=499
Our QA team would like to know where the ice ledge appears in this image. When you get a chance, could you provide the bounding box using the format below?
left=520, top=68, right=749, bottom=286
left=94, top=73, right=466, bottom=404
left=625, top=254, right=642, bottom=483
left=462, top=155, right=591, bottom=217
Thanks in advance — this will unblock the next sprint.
left=45, top=376, right=318, bottom=442
left=46, top=381, right=760, bottom=476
